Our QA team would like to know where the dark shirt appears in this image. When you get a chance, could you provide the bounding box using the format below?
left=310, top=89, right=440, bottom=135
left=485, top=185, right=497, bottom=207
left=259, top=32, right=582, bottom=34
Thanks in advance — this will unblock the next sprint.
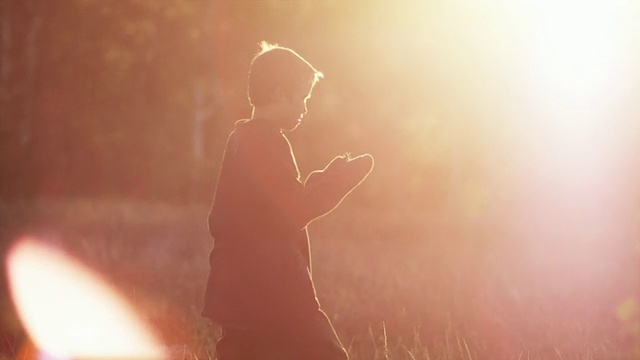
left=202, top=119, right=320, bottom=329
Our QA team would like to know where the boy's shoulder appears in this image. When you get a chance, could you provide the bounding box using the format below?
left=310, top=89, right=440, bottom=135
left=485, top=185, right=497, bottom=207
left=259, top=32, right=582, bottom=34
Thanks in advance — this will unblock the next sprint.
left=229, top=119, right=251, bottom=139
left=232, top=119, right=281, bottom=139
left=234, top=119, right=251, bottom=128
left=229, top=119, right=285, bottom=153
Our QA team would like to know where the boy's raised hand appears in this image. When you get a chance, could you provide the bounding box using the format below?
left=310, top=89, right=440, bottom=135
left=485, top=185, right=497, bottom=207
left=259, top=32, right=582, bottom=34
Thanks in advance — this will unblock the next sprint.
left=302, top=153, right=374, bottom=226
left=330, top=153, right=373, bottom=179
left=323, top=154, right=350, bottom=175
left=306, top=153, right=374, bottom=190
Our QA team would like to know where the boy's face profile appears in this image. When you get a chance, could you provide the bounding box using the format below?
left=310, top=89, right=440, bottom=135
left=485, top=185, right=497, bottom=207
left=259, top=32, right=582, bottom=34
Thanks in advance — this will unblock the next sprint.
left=248, top=45, right=321, bottom=132
left=271, top=80, right=313, bottom=132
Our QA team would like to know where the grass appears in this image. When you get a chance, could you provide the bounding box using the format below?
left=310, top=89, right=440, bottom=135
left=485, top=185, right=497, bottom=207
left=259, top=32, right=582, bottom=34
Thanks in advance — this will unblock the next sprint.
left=1, top=198, right=638, bottom=359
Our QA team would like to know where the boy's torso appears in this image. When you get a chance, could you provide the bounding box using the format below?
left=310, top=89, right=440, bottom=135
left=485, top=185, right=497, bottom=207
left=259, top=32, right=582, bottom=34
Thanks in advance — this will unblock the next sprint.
left=203, top=119, right=319, bottom=329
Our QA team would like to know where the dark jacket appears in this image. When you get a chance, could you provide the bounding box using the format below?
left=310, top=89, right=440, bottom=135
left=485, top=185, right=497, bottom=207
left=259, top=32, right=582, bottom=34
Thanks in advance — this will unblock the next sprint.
left=202, top=119, right=373, bottom=329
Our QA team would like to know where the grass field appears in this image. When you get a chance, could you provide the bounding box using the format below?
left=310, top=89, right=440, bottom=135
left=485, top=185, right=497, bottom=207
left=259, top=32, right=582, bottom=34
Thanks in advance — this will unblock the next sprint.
left=1, top=199, right=638, bottom=359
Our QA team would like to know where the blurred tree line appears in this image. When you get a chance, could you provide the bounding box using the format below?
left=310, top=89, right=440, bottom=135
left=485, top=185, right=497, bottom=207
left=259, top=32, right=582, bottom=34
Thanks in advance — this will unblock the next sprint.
left=1, top=0, right=638, bottom=226
left=1, top=0, right=223, bottom=202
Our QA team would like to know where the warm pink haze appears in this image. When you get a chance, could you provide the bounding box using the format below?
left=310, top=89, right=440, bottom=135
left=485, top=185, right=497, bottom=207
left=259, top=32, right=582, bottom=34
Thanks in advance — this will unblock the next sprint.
left=0, top=0, right=638, bottom=359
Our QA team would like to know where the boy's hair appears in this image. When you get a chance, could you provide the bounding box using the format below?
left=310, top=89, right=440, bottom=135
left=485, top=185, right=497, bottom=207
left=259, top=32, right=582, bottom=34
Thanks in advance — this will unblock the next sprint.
left=248, top=41, right=323, bottom=107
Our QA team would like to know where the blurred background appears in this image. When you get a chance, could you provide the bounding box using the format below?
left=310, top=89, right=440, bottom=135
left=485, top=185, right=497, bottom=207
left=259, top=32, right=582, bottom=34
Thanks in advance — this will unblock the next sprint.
left=1, top=0, right=639, bottom=359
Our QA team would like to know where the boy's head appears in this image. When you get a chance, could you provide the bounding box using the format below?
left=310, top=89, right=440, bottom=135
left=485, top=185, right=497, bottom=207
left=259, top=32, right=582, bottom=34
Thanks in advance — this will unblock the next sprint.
left=248, top=42, right=323, bottom=130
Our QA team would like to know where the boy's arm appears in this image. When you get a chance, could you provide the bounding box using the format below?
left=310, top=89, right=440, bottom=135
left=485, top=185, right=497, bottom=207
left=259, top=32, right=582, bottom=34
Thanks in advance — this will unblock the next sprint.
left=234, top=128, right=373, bottom=230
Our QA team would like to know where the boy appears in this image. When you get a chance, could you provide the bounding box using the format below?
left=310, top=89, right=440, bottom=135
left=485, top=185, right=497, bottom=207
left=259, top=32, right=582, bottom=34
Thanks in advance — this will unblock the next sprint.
left=203, top=42, right=374, bottom=360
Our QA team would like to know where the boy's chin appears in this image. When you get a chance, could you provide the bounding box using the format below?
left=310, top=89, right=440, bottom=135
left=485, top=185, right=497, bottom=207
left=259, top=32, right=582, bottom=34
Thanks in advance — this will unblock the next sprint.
left=283, top=119, right=302, bottom=132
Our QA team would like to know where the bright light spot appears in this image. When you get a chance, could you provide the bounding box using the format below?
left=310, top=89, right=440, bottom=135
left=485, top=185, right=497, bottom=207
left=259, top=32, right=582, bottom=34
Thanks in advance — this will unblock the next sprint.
left=497, top=0, right=639, bottom=297
left=526, top=0, right=627, bottom=105
left=511, top=0, right=632, bottom=184
left=6, top=237, right=166, bottom=360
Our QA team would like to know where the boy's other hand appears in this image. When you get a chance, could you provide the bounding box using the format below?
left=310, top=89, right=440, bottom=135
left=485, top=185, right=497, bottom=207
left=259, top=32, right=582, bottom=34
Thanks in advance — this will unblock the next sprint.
left=346, top=153, right=374, bottom=166
left=325, top=153, right=374, bottom=174
left=303, top=153, right=374, bottom=225
left=324, top=153, right=374, bottom=185
left=344, top=154, right=374, bottom=182
left=324, top=154, right=351, bottom=174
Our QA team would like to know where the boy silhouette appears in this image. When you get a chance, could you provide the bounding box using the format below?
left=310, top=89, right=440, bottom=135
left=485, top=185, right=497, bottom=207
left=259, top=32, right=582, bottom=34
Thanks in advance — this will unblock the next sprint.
left=202, top=42, right=373, bottom=360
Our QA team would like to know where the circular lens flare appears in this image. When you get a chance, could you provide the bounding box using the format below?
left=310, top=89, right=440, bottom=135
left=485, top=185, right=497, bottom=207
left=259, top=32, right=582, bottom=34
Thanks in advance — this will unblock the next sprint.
left=6, top=237, right=167, bottom=360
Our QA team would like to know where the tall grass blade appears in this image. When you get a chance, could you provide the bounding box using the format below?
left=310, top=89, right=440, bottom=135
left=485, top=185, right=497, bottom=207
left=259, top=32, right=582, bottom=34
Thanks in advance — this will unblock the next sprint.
left=383, top=321, right=390, bottom=360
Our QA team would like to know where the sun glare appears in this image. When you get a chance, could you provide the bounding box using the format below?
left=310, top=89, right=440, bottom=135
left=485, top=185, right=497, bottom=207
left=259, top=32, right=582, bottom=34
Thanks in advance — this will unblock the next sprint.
left=524, top=0, right=628, bottom=105
left=6, top=237, right=166, bottom=360
left=508, top=0, right=636, bottom=280
left=507, top=0, right=634, bottom=179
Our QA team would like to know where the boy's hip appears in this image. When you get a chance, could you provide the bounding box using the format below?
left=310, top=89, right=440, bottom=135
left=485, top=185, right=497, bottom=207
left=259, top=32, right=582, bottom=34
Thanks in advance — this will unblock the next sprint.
left=203, top=256, right=320, bottom=327
left=202, top=293, right=321, bottom=331
left=215, top=309, right=349, bottom=360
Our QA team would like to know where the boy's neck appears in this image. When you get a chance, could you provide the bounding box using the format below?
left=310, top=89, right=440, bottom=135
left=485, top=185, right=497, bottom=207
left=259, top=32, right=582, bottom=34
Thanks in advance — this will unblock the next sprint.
left=250, top=106, right=281, bottom=128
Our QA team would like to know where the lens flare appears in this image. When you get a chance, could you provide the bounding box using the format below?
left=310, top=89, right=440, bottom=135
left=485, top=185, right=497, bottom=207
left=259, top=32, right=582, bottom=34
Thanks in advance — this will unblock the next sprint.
left=6, top=237, right=167, bottom=360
